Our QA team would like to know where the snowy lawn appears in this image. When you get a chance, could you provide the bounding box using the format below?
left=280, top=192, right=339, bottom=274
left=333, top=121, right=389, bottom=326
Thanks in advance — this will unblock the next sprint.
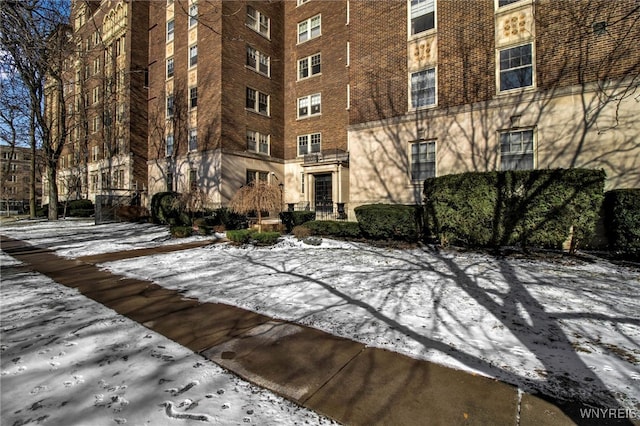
left=2, top=219, right=639, bottom=413
left=0, top=252, right=337, bottom=425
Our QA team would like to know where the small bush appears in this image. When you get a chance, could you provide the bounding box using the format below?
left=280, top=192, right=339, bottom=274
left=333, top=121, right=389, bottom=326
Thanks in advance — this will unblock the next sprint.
left=213, top=208, right=248, bottom=231
left=151, top=192, right=182, bottom=225
left=293, top=225, right=312, bottom=239
left=252, top=231, right=281, bottom=246
left=280, top=211, right=316, bottom=233
left=194, top=224, right=212, bottom=236
left=226, top=229, right=256, bottom=244
left=170, top=225, right=193, bottom=238
left=304, top=220, right=363, bottom=239
left=355, top=204, right=422, bottom=242
left=68, top=208, right=94, bottom=217
left=603, top=189, right=640, bottom=257
left=68, top=199, right=94, bottom=210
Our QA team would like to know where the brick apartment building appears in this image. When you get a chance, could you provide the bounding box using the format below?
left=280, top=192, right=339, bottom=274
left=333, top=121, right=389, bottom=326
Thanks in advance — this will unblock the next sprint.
left=54, top=0, right=639, bottom=219
left=0, top=145, right=43, bottom=214
left=47, top=0, right=149, bottom=206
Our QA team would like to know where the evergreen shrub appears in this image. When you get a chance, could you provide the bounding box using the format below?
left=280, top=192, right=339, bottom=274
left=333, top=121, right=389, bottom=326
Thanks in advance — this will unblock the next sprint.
left=303, top=220, right=363, bottom=239
left=150, top=192, right=181, bottom=225
left=279, top=211, right=316, bottom=233
left=354, top=204, right=422, bottom=242
left=170, top=225, right=193, bottom=238
left=603, top=189, right=640, bottom=256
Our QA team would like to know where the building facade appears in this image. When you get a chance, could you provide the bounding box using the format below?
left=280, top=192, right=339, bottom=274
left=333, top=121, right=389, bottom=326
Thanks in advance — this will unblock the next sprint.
left=0, top=146, right=43, bottom=214
left=49, top=0, right=149, bottom=206
left=52, top=0, right=639, bottom=219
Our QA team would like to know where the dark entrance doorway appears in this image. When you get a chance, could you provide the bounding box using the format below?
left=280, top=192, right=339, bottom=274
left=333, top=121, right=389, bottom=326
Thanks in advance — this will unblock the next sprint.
left=314, top=174, right=332, bottom=214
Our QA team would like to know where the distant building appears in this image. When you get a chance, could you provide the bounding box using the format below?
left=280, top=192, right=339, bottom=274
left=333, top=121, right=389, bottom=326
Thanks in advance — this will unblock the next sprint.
left=0, top=145, right=43, bottom=214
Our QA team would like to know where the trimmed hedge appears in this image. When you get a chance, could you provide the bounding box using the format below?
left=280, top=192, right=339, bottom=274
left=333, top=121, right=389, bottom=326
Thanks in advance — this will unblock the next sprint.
left=170, top=225, right=193, bottom=238
left=303, top=220, right=363, bottom=239
left=226, top=229, right=280, bottom=246
left=603, top=189, right=640, bottom=256
left=150, top=192, right=181, bottom=225
left=150, top=194, right=247, bottom=230
left=354, top=204, right=423, bottom=242
left=252, top=231, right=281, bottom=246
left=279, top=211, right=316, bottom=233
left=226, top=229, right=256, bottom=244
left=423, top=168, right=606, bottom=250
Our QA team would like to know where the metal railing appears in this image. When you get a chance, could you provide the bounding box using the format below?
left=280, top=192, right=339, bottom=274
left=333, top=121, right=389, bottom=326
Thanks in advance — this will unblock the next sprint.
left=286, top=202, right=349, bottom=221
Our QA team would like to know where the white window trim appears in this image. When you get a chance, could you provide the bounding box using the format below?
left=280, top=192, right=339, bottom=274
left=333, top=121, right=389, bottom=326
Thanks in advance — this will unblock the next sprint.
left=297, top=53, right=321, bottom=80
left=408, top=0, right=437, bottom=39
left=495, top=0, right=528, bottom=10
left=499, top=128, right=536, bottom=170
left=246, top=45, right=271, bottom=77
left=297, top=14, right=321, bottom=44
left=166, top=57, right=174, bottom=79
left=409, top=139, right=437, bottom=182
left=167, top=19, right=175, bottom=42
left=246, top=87, right=270, bottom=116
left=246, top=130, right=271, bottom=155
left=297, top=0, right=310, bottom=6
left=188, top=128, right=198, bottom=151
left=497, top=43, right=535, bottom=94
left=409, top=67, right=437, bottom=111
left=297, top=132, right=322, bottom=157
left=297, top=93, right=321, bottom=119
left=189, top=3, right=198, bottom=28
left=246, top=6, right=270, bottom=39
left=189, top=44, right=198, bottom=68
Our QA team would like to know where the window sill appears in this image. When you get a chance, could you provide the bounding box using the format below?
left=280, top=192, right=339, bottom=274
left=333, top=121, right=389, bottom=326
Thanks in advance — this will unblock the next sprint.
left=408, top=28, right=436, bottom=42
left=296, top=114, right=322, bottom=121
left=297, top=73, right=321, bottom=82
left=296, top=35, right=321, bottom=46
left=245, top=108, right=270, bottom=118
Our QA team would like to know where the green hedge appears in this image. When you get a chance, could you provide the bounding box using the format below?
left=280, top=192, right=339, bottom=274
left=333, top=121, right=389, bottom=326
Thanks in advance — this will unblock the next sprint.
left=603, top=189, right=640, bottom=256
left=279, top=211, right=316, bottom=233
left=150, top=192, right=181, bottom=225
left=423, top=168, right=605, bottom=250
left=226, top=229, right=256, bottom=244
left=354, top=204, right=423, bottom=242
left=252, top=231, right=281, bottom=246
left=170, top=225, right=193, bottom=238
left=303, top=220, right=363, bottom=239
left=226, top=229, right=280, bottom=246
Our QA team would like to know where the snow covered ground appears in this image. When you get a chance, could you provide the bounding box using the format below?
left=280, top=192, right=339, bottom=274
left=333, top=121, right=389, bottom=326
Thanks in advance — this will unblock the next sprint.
left=2, top=219, right=639, bottom=421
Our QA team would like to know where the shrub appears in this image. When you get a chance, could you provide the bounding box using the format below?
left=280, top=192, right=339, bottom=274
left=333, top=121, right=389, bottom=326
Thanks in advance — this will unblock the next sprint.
left=354, top=204, right=422, bottom=242
left=280, top=211, right=316, bottom=233
left=68, top=199, right=94, bottom=210
left=303, top=220, right=363, bottom=239
left=603, top=189, right=640, bottom=257
left=293, top=225, right=312, bottom=239
left=212, top=208, right=248, bottom=231
left=151, top=192, right=182, bottom=225
left=170, top=225, right=193, bottom=238
left=226, top=229, right=256, bottom=244
left=115, top=206, right=150, bottom=222
left=423, top=168, right=605, bottom=250
left=252, top=231, right=281, bottom=246
left=68, top=208, right=94, bottom=217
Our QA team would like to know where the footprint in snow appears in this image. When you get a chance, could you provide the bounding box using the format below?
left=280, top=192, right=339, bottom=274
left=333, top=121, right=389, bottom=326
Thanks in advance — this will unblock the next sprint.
left=160, top=401, right=211, bottom=422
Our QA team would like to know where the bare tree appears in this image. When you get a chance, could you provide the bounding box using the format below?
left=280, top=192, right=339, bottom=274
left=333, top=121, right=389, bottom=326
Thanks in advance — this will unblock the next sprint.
left=1, top=0, right=71, bottom=220
left=229, top=181, right=282, bottom=232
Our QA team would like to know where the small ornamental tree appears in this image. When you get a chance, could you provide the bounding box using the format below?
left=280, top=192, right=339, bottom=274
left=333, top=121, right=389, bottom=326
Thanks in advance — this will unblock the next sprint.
left=229, top=181, right=282, bottom=232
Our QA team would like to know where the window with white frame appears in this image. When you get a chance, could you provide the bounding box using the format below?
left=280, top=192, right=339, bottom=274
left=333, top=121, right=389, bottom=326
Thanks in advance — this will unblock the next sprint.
left=91, top=173, right=98, bottom=191
left=166, top=133, right=174, bottom=156
left=166, top=94, right=174, bottom=117
left=498, top=0, right=522, bottom=7
left=189, top=128, right=197, bottom=151
left=167, top=19, right=175, bottom=42
left=410, top=68, right=436, bottom=109
left=410, top=0, right=435, bottom=35
left=297, top=133, right=321, bottom=156
left=166, top=172, right=173, bottom=192
left=189, top=169, right=197, bottom=191
left=246, top=87, right=269, bottom=115
left=499, top=43, right=533, bottom=91
left=189, top=3, right=198, bottom=27
left=189, top=45, right=198, bottom=67
left=92, top=116, right=100, bottom=133
left=246, top=46, right=270, bottom=76
left=92, top=145, right=99, bottom=162
left=410, top=140, right=436, bottom=181
left=298, top=15, right=321, bottom=43
left=93, top=57, right=100, bottom=75
left=166, top=57, right=174, bottom=78
left=92, top=86, right=100, bottom=104
left=298, top=93, right=321, bottom=118
left=246, top=130, right=270, bottom=155
left=190, top=87, right=197, bottom=109
left=297, top=0, right=310, bottom=5
left=298, top=53, right=321, bottom=79
left=246, top=6, right=270, bottom=37
left=500, top=129, right=534, bottom=170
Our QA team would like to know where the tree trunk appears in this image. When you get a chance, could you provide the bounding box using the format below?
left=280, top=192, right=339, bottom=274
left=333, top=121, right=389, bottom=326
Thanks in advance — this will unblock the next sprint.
left=29, top=112, right=37, bottom=218
left=47, top=162, right=59, bottom=220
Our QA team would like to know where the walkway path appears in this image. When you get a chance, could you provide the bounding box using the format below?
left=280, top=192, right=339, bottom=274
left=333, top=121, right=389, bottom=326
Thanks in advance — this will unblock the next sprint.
left=1, top=234, right=618, bottom=425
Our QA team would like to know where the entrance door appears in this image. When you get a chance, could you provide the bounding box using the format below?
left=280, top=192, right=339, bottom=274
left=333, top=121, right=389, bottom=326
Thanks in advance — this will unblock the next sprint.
left=314, top=174, right=333, bottom=214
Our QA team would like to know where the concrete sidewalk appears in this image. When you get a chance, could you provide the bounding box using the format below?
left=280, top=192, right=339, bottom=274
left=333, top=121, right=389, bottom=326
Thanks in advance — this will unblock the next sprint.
left=1, top=234, right=627, bottom=426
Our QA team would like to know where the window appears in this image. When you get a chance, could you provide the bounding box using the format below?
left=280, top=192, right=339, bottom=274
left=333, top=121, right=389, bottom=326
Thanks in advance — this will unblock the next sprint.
left=410, top=68, right=436, bottom=109
left=246, top=130, right=270, bottom=155
left=91, top=173, right=98, bottom=191
left=189, top=45, right=198, bottom=67
left=246, top=88, right=269, bottom=115
left=297, top=0, right=310, bottom=5
left=410, top=0, right=435, bottom=35
left=92, top=145, right=99, bottom=162
left=298, top=15, right=321, bottom=43
left=189, top=128, right=197, bottom=151
left=92, top=86, right=100, bottom=104
left=189, top=169, right=197, bottom=191
left=410, top=140, right=436, bottom=181
left=297, top=133, right=321, bottom=156
left=246, top=170, right=269, bottom=185
left=93, top=57, right=100, bottom=75
left=166, top=134, right=174, bottom=156
left=246, top=46, right=270, bottom=76
left=166, top=57, right=174, bottom=78
left=246, top=6, right=270, bottom=37
left=301, top=172, right=305, bottom=193
left=298, top=93, right=321, bottom=118
left=298, top=53, right=321, bottom=79
left=167, top=19, right=175, bottom=42
left=190, top=87, right=197, bottom=109
left=92, top=116, right=100, bottom=133
left=189, top=3, right=198, bottom=27
left=499, top=44, right=533, bottom=92
left=166, top=94, right=174, bottom=117
left=498, top=0, right=522, bottom=7
left=500, top=129, right=534, bottom=170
